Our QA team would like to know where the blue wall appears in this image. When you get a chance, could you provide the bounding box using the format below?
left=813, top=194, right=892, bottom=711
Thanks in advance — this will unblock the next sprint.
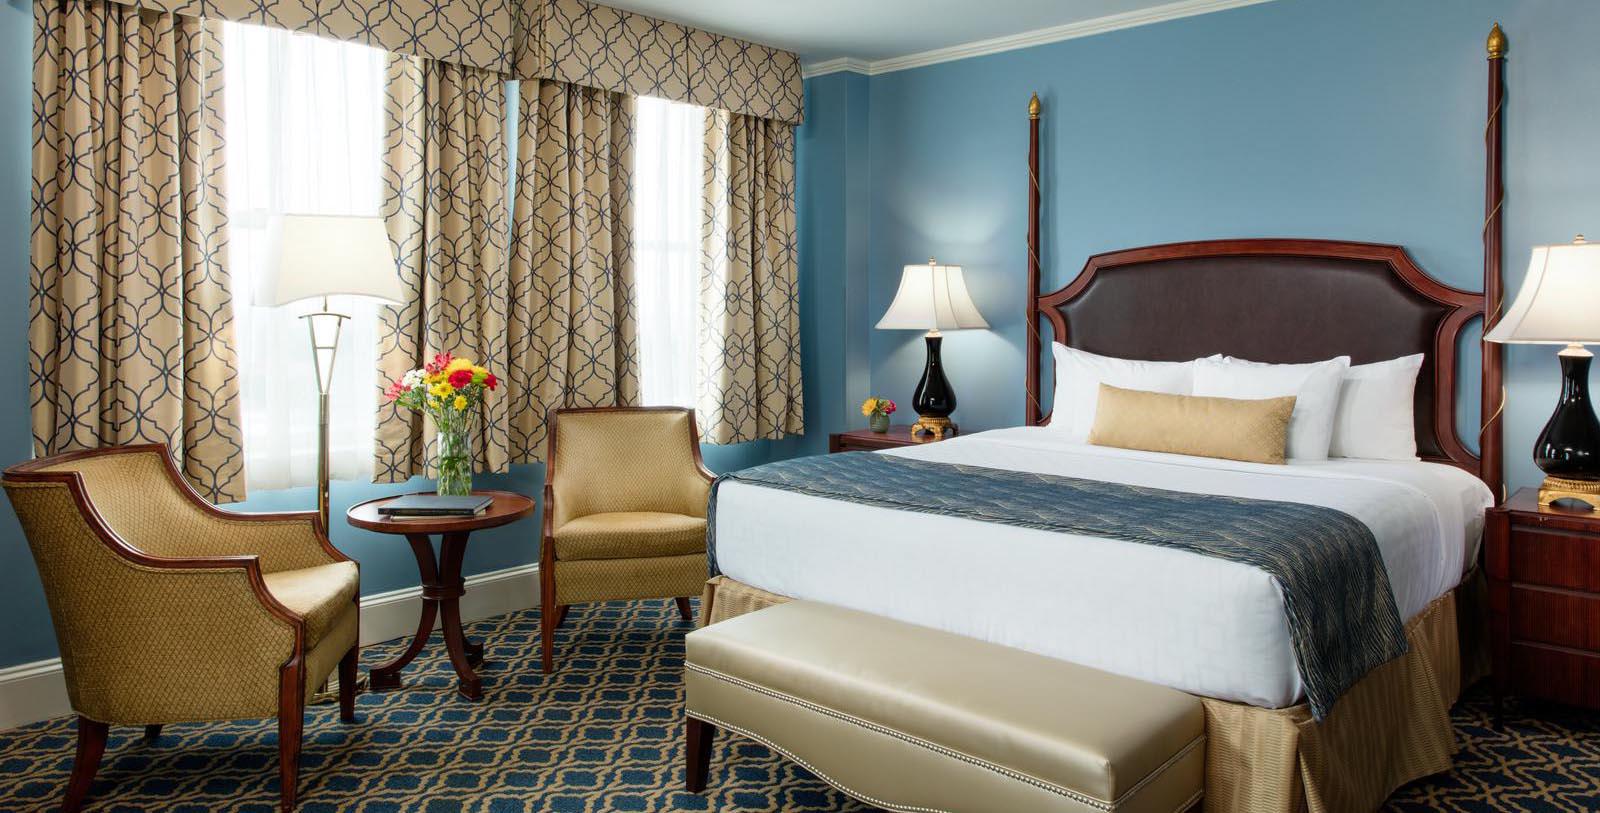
left=862, top=0, right=1600, bottom=495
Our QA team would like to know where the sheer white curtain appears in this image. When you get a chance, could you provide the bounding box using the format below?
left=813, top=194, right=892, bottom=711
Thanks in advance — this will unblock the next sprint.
left=224, top=23, right=387, bottom=490
left=634, top=96, right=706, bottom=409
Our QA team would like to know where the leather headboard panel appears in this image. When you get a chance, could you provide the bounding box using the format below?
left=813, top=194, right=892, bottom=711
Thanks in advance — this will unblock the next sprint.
left=1032, top=240, right=1483, bottom=467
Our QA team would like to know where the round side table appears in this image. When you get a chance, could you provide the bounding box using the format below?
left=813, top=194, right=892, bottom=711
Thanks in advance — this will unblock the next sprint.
left=347, top=490, right=535, bottom=700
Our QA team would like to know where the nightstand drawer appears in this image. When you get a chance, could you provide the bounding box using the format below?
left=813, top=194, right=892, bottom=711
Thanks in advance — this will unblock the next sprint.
left=1509, top=527, right=1600, bottom=592
left=1511, top=642, right=1600, bottom=709
left=1489, top=489, right=1600, bottom=713
left=1510, top=585, right=1600, bottom=650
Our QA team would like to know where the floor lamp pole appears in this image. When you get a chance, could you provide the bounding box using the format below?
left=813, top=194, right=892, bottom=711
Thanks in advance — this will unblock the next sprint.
left=303, top=297, right=348, bottom=533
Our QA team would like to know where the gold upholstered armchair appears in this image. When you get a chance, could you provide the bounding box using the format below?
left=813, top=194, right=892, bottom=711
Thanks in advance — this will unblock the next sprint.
left=2, top=445, right=360, bottom=813
left=541, top=406, right=714, bottom=672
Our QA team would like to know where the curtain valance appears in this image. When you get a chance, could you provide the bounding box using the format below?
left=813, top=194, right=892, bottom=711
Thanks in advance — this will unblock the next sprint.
left=516, top=0, right=803, bottom=125
left=101, top=0, right=515, bottom=73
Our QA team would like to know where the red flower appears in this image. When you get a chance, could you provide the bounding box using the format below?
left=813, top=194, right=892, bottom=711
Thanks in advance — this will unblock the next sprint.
left=484, top=373, right=499, bottom=391
left=425, top=351, right=453, bottom=375
left=448, top=369, right=474, bottom=388
left=883, top=401, right=896, bottom=415
left=383, top=381, right=405, bottom=401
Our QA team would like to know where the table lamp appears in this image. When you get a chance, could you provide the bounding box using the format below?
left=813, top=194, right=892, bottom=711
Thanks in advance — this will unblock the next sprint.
left=1484, top=235, right=1600, bottom=509
left=259, top=214, right=404, bottom=529
left=875, top=259, right=988, bottom=438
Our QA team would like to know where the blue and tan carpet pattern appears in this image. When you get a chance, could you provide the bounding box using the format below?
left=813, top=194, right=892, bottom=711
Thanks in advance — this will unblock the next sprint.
left=0, top=599, right=1596, bottom=812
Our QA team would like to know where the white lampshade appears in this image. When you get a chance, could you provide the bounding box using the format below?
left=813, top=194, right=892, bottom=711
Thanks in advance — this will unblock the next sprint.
left=257, top=214, right=404, bottom=306
left=875, top=259, right=988, bottom=331
left=1485, top=237, right=1600, bottom=345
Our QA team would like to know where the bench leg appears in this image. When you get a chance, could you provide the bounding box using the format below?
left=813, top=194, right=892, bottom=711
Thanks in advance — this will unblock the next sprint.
left=685, top=716, right=716, bottom=793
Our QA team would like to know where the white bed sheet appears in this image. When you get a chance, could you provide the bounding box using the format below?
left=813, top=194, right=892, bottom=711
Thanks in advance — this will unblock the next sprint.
left=713, top=426, right=1493, bottom=708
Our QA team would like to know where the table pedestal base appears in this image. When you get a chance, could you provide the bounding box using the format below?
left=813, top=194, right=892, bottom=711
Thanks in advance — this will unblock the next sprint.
left=369, top=531, right=486, bottom=700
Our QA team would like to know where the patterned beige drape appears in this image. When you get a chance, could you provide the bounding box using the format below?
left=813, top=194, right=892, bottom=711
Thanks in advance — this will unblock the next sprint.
left=30, top=0, right=244, bottom=502
left=374, top=55, right=510, bottom=482
left=503, top=79, right=639, bottom=462
left=520, top=0, right=802, bottom=125
left=698, top=110, right=804, bottom=444
left=99, top=0, right=515, bottom=74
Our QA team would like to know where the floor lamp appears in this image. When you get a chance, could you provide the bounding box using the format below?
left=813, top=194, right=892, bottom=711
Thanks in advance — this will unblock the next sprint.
left=258, top=214, right=404, bottom=531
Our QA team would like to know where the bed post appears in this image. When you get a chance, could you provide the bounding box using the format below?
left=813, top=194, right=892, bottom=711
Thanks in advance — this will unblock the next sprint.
left=1025, top=93, right=1044, bottom=426
left=1481, top=24, right=1507, bottom=502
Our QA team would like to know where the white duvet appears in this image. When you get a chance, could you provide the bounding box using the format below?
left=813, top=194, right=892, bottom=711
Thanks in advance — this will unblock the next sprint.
left=712, top=426, right=1494, bottom=708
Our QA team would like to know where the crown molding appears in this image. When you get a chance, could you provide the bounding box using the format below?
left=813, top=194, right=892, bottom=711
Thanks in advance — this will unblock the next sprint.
left=801, top=0, right=1276, bottom=78
left=801, top=57, right=873, bottom=78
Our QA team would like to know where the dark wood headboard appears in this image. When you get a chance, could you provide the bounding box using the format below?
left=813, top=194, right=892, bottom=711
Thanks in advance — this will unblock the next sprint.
left=1021, top=29, right=1508, bottom=496
left=1027, top=239, right=1482, bottom=467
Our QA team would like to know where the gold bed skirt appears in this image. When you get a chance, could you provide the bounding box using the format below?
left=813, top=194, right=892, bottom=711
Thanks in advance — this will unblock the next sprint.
left=699, top=571, right=1488, bottom=813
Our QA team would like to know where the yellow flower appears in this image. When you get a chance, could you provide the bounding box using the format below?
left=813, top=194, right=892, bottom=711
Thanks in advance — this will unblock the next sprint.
left=445, top=358, right=475, bottom=374
left=430, top=382, right=455, bottom=398
left=453, top=395, right=468, bottom=411
left=860, top=398, right=878, bottom=417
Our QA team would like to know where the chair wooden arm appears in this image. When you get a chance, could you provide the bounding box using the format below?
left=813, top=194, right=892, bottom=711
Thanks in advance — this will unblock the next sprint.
left=145, top=445, right=350, bottom=568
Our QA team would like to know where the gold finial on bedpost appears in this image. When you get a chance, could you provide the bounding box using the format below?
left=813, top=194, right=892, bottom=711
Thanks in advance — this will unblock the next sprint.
left=1029, top=93, right=1041, bottom=119
left=1487, top=23, right=1507, bottom=59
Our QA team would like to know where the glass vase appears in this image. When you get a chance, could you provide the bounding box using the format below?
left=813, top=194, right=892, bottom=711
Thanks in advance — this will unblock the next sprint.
left=433, top=414, right=474, bottom=497
left=869, top=412, right=890, bottom=433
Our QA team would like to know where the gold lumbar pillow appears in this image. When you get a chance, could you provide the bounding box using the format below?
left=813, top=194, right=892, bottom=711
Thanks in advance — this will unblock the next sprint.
left=1087, top=383, right=1297, bottom=465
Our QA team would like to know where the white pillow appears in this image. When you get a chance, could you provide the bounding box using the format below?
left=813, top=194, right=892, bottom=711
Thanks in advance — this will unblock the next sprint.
left=1192, top=355, right=1351, bottom=461
left=1050, top=344, right=1194, bottom=442
left=1329, top=354, right=1423, bottom=460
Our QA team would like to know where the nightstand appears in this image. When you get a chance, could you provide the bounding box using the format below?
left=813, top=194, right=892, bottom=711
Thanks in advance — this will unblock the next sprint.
left=1486, top=488, right=1600, bottom=715
left=829, top=425, right=957, bottom=453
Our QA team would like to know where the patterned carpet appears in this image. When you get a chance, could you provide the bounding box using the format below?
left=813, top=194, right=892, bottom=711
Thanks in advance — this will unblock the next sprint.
left=0, top=599, right=1595, bottom=812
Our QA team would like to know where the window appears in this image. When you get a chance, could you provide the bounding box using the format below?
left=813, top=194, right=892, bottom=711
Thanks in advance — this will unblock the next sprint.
left=223, top=23, right=388, bottom=490
left=633, top=96, right=706, bottom=409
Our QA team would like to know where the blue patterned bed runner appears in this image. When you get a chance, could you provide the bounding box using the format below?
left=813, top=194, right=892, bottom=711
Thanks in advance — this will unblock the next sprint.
left=707, top=451, right=1407, bottom=719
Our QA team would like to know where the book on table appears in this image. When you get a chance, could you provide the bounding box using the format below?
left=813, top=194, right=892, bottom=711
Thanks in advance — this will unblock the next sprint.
left=378, top=494, right=493, bottom=517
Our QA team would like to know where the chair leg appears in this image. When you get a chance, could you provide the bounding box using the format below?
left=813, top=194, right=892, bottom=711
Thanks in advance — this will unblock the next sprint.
left=338, top=646, right=358, bottom=723
left=674, top=596, right=693, bottom=622
left=554, top=604, right=569, bottom=629
left=685, top=716, right=716, bottom=793
left=540, top=589, right=557, bottom=674
left=142, top=724, right=163, bottom=743
left=62, top=717, right=107, bottom=813
left=279, top=660, right=306, bottom=812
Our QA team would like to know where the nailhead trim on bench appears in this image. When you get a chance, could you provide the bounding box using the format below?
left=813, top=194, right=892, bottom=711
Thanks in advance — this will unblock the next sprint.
left=687, top=662, right=1205, bottom=812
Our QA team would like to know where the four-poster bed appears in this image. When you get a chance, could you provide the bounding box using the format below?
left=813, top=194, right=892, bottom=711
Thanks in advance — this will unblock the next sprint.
left=701, top=25, right=1510, bottom=813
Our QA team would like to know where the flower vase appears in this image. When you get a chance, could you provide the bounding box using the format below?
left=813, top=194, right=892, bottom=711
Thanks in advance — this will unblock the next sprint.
left=869, top=412, right=890, bottom=433
left=434, top=416, right=474, bottom=496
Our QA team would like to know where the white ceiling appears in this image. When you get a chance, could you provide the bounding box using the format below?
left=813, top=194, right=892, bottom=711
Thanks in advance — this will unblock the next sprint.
left=595, top=0, right=1246, bottom=66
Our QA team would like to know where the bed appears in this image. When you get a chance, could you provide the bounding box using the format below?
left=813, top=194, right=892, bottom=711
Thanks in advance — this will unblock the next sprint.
left=715, top=430, right=1492, bottom=710
left=702, top=34, right=1510, bottom=813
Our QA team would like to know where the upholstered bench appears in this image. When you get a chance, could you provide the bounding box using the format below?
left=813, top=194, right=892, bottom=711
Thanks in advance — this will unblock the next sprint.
left=684, top=601, right=1204, bottom=813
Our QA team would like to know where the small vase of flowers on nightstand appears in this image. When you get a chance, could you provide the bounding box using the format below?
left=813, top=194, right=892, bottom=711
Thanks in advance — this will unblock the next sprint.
left=862, top=397, right=896, bottom=433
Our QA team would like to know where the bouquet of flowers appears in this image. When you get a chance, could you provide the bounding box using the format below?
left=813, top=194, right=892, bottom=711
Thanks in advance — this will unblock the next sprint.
left=384, top=352, right=498, bottom=495
left=861, top=396, right=896, bottom=433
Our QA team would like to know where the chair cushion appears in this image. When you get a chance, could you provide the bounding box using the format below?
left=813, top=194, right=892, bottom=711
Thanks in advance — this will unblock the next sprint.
left=263, top=561, right=359, bottom=646
left=553, top=512, right=707, bottom=561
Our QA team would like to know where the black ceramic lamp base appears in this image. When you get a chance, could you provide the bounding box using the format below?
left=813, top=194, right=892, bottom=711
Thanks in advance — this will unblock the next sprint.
left=1535, top=345, right=1600, bottom=510
left=911, top=332, right=958, bottom=439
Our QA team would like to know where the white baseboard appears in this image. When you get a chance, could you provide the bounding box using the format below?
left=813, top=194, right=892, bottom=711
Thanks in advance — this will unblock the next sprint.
left=0, top=562, right=541, bottom=732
